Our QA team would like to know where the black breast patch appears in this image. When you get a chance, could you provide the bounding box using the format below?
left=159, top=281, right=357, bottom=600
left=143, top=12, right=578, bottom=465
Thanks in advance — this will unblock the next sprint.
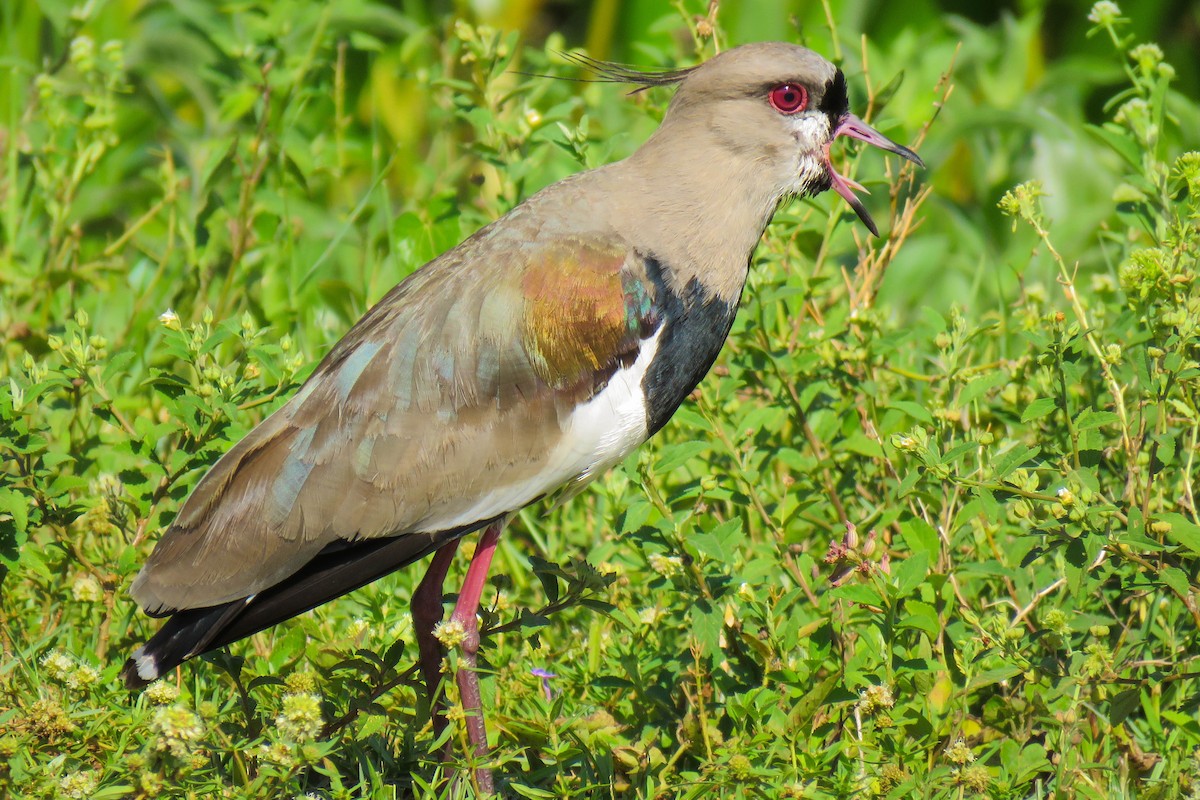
left=640, top=254, right=741, bottom=436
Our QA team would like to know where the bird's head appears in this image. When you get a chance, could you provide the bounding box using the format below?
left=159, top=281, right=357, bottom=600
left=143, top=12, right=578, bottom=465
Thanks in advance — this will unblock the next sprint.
left=573, top=42, right=924, bottom=237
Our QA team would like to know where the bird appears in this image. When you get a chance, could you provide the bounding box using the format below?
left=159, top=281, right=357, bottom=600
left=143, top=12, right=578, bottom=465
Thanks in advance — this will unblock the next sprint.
left=121, top=41, right=923, bottom=791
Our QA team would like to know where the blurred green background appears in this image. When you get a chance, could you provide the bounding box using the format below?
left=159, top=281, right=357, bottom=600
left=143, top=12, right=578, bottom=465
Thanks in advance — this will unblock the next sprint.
left=3, top=0, right=1197, bottom=345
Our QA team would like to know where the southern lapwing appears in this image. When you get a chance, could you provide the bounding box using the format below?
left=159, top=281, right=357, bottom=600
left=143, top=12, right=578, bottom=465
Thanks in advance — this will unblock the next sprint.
left=122, top=42, right=923, bottom=791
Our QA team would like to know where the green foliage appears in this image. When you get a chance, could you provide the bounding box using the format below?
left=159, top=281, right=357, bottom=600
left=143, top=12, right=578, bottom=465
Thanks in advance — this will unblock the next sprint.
left=3, top=0, right=1200, bottom=798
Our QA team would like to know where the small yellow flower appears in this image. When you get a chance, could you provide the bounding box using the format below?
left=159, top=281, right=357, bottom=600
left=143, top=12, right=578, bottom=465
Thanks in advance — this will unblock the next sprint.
left=945, top=738, right=975, bottom=765
left=955, top=764, right=991, bottom=793
left=23, top=698, right=75, bottom=740
left=877, top=763, right=908, bottom=792
left=1129, top=43, right=1164, bottom=76
left=66, top=664, right=99, bottom=691
left=856, top=684, right=895, bottom=716
left=277, top=692, right=323, bottom=742
left=59, top=770, right=99, bottom=799
left=72, top=573, right=103, bottom=603
left=433, top=619, right=467, bottom=648
left=647, top=552, right=684, bottom=578
left=145, top=681, right=180, bottom=705
left=152, top=704, right=205, bottom=757
left=41, top=650, right=75, bottom=681
left=284, top=671, right=318, bottom=695
left=1087, top=1, right=1121, bottom=25
left=257, top=741, right=297, bottom=766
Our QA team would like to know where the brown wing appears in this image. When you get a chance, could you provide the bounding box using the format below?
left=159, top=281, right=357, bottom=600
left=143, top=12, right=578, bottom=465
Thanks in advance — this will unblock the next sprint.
left=131, top=224, right=659, bottom=614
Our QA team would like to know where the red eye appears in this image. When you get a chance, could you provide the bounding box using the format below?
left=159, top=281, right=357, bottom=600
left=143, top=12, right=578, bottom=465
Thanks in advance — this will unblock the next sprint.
left=769, top=83, right=808, bottom=114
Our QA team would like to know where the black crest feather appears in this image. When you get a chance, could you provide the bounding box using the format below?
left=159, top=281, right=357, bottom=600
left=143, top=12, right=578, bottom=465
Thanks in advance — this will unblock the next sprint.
left=549, top=51, right=697, bottom=93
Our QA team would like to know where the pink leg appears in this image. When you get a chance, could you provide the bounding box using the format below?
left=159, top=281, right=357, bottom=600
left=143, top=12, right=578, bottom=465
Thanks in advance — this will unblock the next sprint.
left=412, top=539, right=461, bottom=739
left=448, top=521, right=504, bottom=793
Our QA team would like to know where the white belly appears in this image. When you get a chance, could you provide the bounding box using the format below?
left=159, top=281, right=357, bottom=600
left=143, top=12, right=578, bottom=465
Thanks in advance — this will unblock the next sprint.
left=416, top=328, right=662, bottom=531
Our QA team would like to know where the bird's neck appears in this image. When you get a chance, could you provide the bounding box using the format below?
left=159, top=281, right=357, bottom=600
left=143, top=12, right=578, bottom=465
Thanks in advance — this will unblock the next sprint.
left=608, top=135, right=785, bottom=305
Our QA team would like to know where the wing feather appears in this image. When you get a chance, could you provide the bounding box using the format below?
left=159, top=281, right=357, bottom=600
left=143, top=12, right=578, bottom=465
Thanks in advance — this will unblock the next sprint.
left=132, top=226, right=660, bottom=614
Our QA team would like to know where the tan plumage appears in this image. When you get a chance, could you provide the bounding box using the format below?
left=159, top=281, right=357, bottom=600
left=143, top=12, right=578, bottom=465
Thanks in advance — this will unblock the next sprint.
left=132, top=220, right=650, bottom=613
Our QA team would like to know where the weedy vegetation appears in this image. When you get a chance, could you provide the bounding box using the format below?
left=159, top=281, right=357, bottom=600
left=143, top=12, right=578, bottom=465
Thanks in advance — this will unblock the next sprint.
left=2, top=0, right=1200, bottom=798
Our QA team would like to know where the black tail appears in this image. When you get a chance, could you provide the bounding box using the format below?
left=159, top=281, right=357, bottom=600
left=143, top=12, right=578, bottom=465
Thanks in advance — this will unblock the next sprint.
left=121, top=519, right=500, bottom=688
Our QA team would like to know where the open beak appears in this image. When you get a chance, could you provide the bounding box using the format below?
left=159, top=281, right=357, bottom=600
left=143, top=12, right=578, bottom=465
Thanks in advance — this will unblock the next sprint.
left=823, top=113, right=925, bottom=237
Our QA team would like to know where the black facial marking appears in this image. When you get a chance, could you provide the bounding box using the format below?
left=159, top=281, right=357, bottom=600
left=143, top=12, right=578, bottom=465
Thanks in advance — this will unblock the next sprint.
left=818, top=69, right=849, bottom=127
left=640, top=254, right=741, bottom=436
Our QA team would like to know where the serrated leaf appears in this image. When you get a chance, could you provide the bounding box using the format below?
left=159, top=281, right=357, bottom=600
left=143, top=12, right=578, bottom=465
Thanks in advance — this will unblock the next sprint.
left=689, top=599, right=723, bottom=659
left=1158, top=566, right=1191, bottom=598
left=529, top=556, right=561, bottom=604
left=690, top=519, right=743, bottom=564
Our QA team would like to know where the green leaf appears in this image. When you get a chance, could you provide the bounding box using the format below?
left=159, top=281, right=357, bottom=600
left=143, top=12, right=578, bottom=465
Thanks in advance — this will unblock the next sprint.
left=1109, top=689, right=1142, bottom=727
left=652, top=441, right=710, bottom=473
left=899, top=518, right=940, bottom=560
left=831, top=582, right=884, bottom=607
left=690, top=519, right=743, bottom=564
left=1085, top=122, right=1142, bottom=171
left=1074, top=409, right=1120, bottom=431
left=993, top=445, right=1041, bottom=479
left=689, top=599, right=723, bottom=660
left=888, top=401, right=933, bottom=424
left=1064, top=537, right=1090, bottom=598
left=940, top=440, right=978, bottom=465
left=1158, top=513, right=1200, bottom=557
left=789, top=667, right=840, bottom=728
left=670, top=407, right=713, bottom=433
left=528, top=556, right=561, bottom=604
left=959, top=371, right=1007, bottom=407
left=836, top=432, right=884, bottom=458
left=898, top=599, right=941, bottom=640
left=100, top=349, right=138, bottom=386
left=1021, top=397, right=1058, bottom=422
left=1158, top=566, right=1191, bottom=598
left=509, top=784, right=558, bottom=798
left=892, top=551, right=930, bottom=598
left=1152, top=433, right=1177, bottom=467
left=896, top=469, right=921, bottom=497
left=0, top=488, right=31, bottom=572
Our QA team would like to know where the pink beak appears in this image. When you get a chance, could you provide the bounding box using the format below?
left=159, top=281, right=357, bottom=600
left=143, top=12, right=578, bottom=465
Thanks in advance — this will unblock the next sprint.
left=823, top=113, right=924, bottom=237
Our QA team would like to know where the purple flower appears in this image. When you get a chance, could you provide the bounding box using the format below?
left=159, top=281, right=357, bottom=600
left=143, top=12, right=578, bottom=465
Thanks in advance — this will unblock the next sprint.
left=530, top=668, right=557, bottom=701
